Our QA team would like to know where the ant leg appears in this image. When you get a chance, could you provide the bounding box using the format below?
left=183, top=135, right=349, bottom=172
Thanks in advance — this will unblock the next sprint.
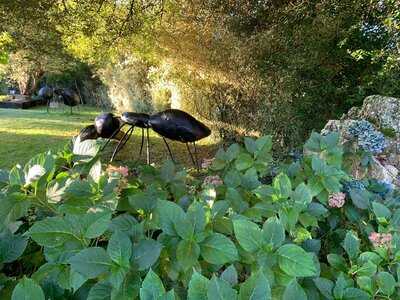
left=186, top=143, right=197, bottom=168
left=100, top=124, right=125, bottom=152
left=146, top=128, right=150, bottom=164
left=110, top=126, right=134, bottom=162
left=162, top=137, right=174, bottom=162
left=193, top=142, right=200, bottom=171
left=139, top=128, right=145, bottom=158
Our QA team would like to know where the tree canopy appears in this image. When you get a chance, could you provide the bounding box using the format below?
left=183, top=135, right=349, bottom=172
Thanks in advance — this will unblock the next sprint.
left=0, top=0, right=399, bottom=148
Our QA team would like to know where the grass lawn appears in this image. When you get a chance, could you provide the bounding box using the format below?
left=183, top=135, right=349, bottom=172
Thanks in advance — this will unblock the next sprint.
left=0, top=106, right=218, bottom=170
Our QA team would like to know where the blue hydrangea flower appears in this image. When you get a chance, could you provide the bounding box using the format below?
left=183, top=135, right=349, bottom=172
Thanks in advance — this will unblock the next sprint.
left=343, top=180, right=366, bottom=195
left=347, top=120, right=387, bottom=154
left=348, top=120, right=375, bottom=137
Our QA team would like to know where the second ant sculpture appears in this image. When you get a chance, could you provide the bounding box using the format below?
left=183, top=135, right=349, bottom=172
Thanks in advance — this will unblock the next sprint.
left=80, top=109, right=211, bottom=168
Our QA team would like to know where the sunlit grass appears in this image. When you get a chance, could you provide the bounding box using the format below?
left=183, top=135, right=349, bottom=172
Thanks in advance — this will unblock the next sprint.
left=0, top=106, right=218, bottom=170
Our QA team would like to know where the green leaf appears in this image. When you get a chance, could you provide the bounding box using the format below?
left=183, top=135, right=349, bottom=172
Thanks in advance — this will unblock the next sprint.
left=235, top=153, right=254, bottom=171
left=327, top=254, right=347, bottom=271
left=283, top=279, right=307, bottom=300
left=226, top=188, right=248, bottom=213
left=343, top=232, right=359, bottom=260
left=239, top=270, right=271, bottom=300
left=111, top=271, right=141, bottom=300
left=156, top=200, right=185, bottom=236
left=277, top=244, right=317, bottom=277
left=224, top=170, right=242, bottom=188
left=262, top=217, right=285, bottom=249
left=372, top=202, right=391, bottom=220
left=356, top=276, right=372, bottom=294
left=29, top=216, right=80, bottom=247
left=188, top=272, right=209, bottom=300
left=313, top=277, right=334, bottom=299
left=177, top=239, right=200, bottom=271
left=207, top=275, right=237, bottom=300
left=132, top=238, right=162, bottom=271
left=81, top=211, right=112, bottom=239
left=87, top=281, right=112, bottom=300
left=244, top=137, right=258, bottom=154
left=69, top=247, right=112, bottom=279
left=273, top=173, right=292, bottom=199
left=11, top=277, right=45, bottom=300
left=0, top=230, right=27, bottom=263
left=356, top=261, right=376, bottom=277
left=107, top=231, right=132, bottom=266
left=221, top=265, right=238, bottom=286
left=333, top=273, right=346, bottom=299
left=200, top=233, right=238, bottom=265
left=342, top=288, right=370, bottom=300
left=140, top=269, right=165, bottom=300
left=225, top=144, right=241, bottom=162
left=187, top=202, right=206, bottom=233
left=233, top=219, right=263, bottom=252
left=292, top=183, right=312, bottom=206
left=376, top=271, right=396, bottom=296
left=349, top=189, right=370, bottom=210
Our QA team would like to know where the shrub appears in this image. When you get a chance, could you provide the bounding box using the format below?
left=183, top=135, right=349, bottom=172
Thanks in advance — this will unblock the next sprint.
left=0, top=131, right=399, bottom=299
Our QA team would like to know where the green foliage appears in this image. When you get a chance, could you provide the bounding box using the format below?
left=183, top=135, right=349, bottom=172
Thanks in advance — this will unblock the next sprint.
left=0, top=132, right=400, bottom=299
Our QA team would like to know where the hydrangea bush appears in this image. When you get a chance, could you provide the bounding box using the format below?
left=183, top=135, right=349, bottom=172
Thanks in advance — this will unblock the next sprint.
left=0, top=132, right=399, bottom=299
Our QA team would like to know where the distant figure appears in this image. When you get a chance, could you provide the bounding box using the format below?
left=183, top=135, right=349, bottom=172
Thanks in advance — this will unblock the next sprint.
left=54, top=88, right=80, bottom=114
left=38, top=86, right=54, bottom=112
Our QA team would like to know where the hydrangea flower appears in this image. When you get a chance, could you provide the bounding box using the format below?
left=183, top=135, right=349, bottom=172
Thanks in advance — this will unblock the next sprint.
left=342, top=180, right=366, bottom=195
left=203, top=175, right=223, bottom=187
left=107, top=165, right=129, bottom=177
left=369, top=232, right=392, bottom=248
left=347, top=120, right=387, bottom=154
left=328, top=192, right=346, bottom=208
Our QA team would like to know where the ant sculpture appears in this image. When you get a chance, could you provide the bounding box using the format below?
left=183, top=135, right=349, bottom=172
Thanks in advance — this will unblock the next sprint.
left=38, top=86, right=53, bottom=112
left=80, top=109, right=211, bottom=168
left=54, top=88, right=80, bottom=114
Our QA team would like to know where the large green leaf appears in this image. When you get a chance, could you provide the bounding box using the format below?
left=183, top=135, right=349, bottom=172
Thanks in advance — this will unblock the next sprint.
left=292, top=183, right=312, bottom=206
left=81, top=211, right=112, bottom=239
left=132, top=238, right=162, bottom=271
left=273, top=173, right=292, bottom=199
left=343, top=231, right=359, bottom=260
left=283, top=279, right=307, bottom=300
left=11, top=277, right=45, bottom=300
left=187, top=202, right=206, bottom=233
left=342, top=288, right=370, bottom=300
left=107, top=231, right=132, bottom=267
left=176, top=239, right=200, bottom=270
left=200, top=233, right=238, bottom=265
left=0, top=230, right=27, bottom=263
left=238, top=270, right=271, bottom=300
left=233, top=219, right=263, bottom=252
left=69, top=247, right=112, bottom=279
left=235, top=153, right=254, bottom=171
left=207, top=275, right=237, bottom=300
left=140, top=269, right=166, bottom=300
left=87, top=281, right=112, bottom=300
left=29, top=216, right=81, bottom=247
left=221, top=265, right=238, bottom=286
left=188, top=272, right=209, bottom=300
left=111, top=271, right=141, bottom=300
left=376, top=272, right=396, bottom=296
left=277, top=244, right=317, bottom=277
left=372, top=202, right=391, bottom=221
left=156, top=200, right=185, bottom=236
left=262, top=217, right=285, bottom=249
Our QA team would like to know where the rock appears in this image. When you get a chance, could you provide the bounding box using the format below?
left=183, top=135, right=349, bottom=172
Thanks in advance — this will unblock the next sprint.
left=322, top=95, right=400, bottom=186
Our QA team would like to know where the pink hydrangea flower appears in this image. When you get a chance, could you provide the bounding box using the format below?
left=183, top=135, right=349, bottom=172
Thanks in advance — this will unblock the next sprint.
left=369, top=232, right=392, bottom=248
left=203, top=175, right=223, bottom=187
left=201, top=158, right=214, bottom=169
left=107, top=165, right=129, bottom=177
left=328, top=192, right=346, bottom=208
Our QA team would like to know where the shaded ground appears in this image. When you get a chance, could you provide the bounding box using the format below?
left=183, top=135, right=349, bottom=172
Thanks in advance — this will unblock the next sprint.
left=0, top=106, right=219, bottom=170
